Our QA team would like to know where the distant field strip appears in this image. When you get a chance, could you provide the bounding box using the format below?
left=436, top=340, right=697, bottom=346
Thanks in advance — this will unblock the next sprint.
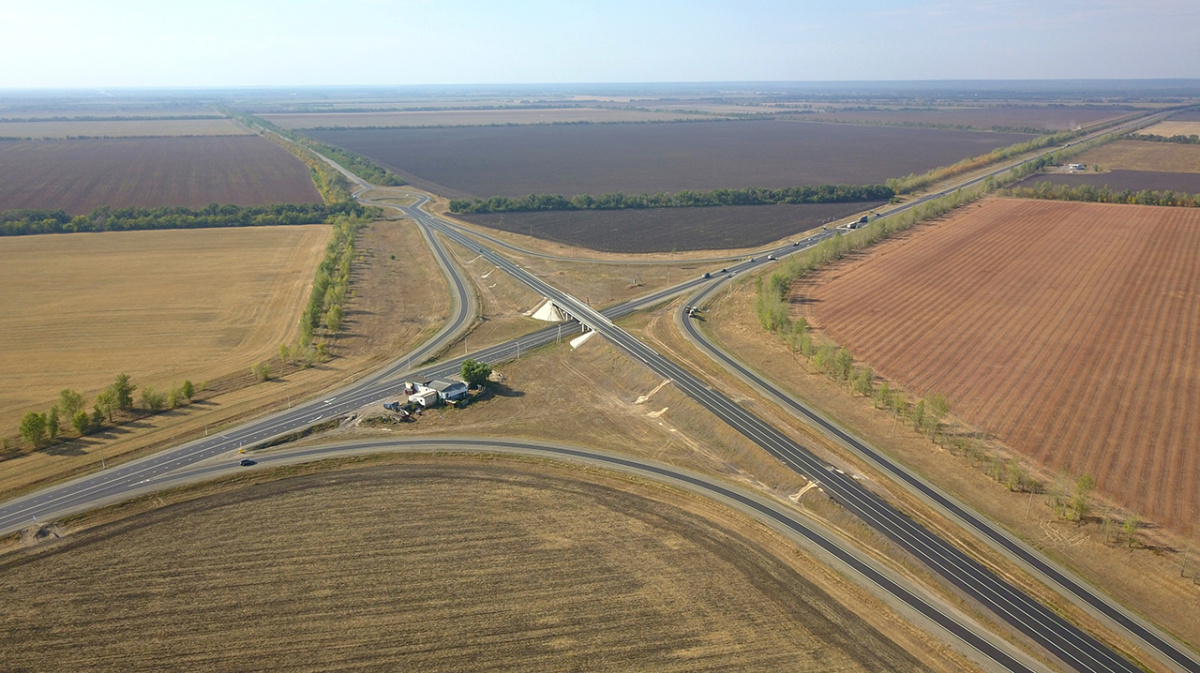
left=0, top=226, right=330, bottom=428
left=1134, top=121, right=1200, bottom=137
left=261, top=107, right=706, bottom=128
left=1075, top=140, right=1200, bottom=173
left=0, top=136, right=321, bottom=213
left=807, top=198, right=1200, bottom=531
left=0, top=118, right=251, bottom=139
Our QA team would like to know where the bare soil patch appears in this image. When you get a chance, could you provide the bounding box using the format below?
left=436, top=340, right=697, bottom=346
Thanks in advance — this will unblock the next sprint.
left=0, top=460, right=957, bottom=672
left=1014, top=169, right=1200, bottom=193
left=261, top=107, right=707, bottom=128
left=457, top=201, right=883, bottom=253
left=805, top=198, right=1200, bottom=533
left=1072, top=139, right=1200, bottom=173
left=0, top=118, right=250, bottom=139
left=0, top=136, right=321, bottom=213
left=305, top=121, right=1034, bottom=199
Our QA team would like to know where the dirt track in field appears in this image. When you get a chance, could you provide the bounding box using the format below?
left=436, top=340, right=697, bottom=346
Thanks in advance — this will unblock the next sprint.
left=0, top=461, right=944, bottom=673
left=805, top=198, right=1200, bottom=531
left=0, top=136, right=321, bottom=213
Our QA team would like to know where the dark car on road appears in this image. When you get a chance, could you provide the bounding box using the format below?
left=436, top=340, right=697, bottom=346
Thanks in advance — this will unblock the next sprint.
left=239, top=458, right=256, bottom=467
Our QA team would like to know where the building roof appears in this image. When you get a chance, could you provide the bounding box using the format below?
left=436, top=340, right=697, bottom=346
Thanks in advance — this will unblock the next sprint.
left=429, top=379, right=466, bottom=392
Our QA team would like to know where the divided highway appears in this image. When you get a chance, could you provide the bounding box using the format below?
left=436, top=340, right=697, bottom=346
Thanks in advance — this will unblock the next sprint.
left=414, top=204, right=1161, bottom=673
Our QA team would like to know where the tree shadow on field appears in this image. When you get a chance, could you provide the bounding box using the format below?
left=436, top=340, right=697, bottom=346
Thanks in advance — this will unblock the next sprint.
left=481, top=383, right=524, bottom=399
left=43, top=438, right=89, bottom=457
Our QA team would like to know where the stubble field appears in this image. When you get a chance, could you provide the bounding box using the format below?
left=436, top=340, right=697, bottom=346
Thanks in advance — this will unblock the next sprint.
left=1070, top=139, right=1200, bottom=173
left=1015, top=169, right=1200, bottom=193
left=804, top=198, right=1200, bottom=531
left=306, top=120, right=1034, bottom=199
left=1135, top=121, right=1200, bottom=137
left=0, top=135, right=322, bottom=213
left=0, top=226, right=329, bottom=433
left=0, top=461, right=940, bottom=673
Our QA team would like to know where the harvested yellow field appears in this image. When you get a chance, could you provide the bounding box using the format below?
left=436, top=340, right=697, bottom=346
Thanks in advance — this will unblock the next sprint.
left=1077, top=139, right=1200, bottom=173
left=0, top=118, right=251, bottom=138
left=0, top=461, right=948, bottom=672
left=1137, top=120, right=1200, bottom=137
left=0, top=226, right=329, bottom=429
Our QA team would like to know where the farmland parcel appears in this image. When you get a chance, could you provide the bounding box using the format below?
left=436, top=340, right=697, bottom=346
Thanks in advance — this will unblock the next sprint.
left=306, top=121, right=1035, bottom=198
left=804, top=198, right=1200, bottom=531
left=0, top=226, right=329, bottom=433
left=0, top=461, right=951, bottom=672
left=0, top=136, right=321, bottom=213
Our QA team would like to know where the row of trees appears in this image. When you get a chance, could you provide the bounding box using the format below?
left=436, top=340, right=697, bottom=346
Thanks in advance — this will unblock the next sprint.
left=449, top=184, right=894, bottom=214
left=17, top=375, right=196, bottom=450
left=0, top=202, right=366, bottom=237
left=301, top=215, right=363, bottom=346
left=1007, top=181, right=1200, bottom=208
left=1127, top=132, right=1200, bottom=145
left=886, top=129, right=1085, bottom=194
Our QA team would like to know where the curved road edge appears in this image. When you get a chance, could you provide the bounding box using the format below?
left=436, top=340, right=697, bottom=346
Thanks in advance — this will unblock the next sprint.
left=56, top=436, right=1051, bottom=673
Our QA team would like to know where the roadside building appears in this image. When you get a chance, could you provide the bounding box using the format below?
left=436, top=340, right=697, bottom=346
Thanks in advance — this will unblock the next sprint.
left=408, top=389, right=439, bottom=408
left=429, top=379, right=469, bottom=403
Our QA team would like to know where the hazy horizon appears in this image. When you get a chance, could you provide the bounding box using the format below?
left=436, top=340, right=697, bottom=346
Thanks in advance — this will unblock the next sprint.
left=2, top=0, right=1197, bottom=89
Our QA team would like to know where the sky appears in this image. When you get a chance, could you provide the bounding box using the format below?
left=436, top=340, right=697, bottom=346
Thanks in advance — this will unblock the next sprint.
left=2, top=0, right=1198, bottom=88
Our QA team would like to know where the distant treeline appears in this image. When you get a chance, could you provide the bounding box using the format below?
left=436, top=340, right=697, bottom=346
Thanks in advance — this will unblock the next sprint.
left=1126, top=132, right=1200, bottom=145
left=0, top=202, right=370, bottom=236
left=1006, top=181, right=1200, bottom=207
left=449, top=184, right=894, bottom=214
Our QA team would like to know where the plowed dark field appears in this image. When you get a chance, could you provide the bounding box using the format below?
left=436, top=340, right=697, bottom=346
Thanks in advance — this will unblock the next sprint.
left=0, top=136, right=321, bottom=213
left=805, top=198, right=1200, bottom=531
left=0, top=462, right=936, bottom=672
left=1016, top=169, right=1200, bottom=193
left=307, top=121, right=1033, bottom=199
left=458, top=201, right=884, bottom=253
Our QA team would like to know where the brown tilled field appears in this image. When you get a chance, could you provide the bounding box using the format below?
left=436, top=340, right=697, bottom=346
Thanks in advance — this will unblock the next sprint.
left=0, top=461, right=945, bottom=673
left=804, top=198, right=1200, bottom=531
left=0, top=118, right=251, bottom=139
left=305, top=120, right=1034, bottom=199
left=0, top=136, right=321, bottom=213
left=0, top=226, right=329, bottom=433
